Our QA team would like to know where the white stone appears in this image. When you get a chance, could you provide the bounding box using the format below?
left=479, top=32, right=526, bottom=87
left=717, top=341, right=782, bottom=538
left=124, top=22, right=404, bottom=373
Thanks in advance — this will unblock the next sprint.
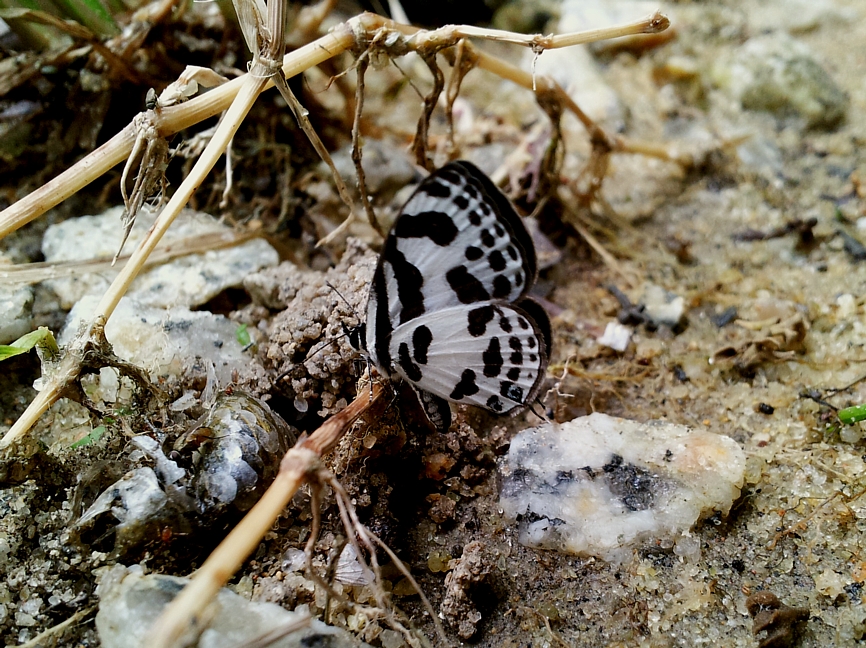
left=746, top=0, right=855, bottom=35
left=835, top=293, right=856, bottom=319
left=0, top=283, right=33, bottom=344
left=736, top=135, right=784, bottom=186
left=95, top=564, right=370, bottom=648
left=641, top=284, right=685, bottom=327
left=711, top=32, right=848, bottom=129
left=60, top=294, right=248, bottom=386
left=813, top=567, right=851, bottom=598
left=42, top=206, right=279, bottom=309
left=598, top=322, right=632, bottom=351
left=499, top=414, right=746, bottom=562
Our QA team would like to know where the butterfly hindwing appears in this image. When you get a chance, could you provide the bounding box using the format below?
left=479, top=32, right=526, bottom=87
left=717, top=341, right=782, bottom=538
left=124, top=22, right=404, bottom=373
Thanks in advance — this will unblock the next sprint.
left=387, top=302, right=549, bottom=418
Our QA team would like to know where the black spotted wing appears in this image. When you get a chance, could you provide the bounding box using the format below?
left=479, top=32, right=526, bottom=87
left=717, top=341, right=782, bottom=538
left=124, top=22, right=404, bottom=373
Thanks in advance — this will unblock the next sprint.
left=388, top=301, right=549, bottom=418
left=364, top=160, right=550, bottom=429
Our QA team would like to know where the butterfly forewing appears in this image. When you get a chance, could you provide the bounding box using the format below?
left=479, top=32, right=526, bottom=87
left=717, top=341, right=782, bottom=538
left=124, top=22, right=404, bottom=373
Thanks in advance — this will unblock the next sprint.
left=367, top=161, right=537, bottom=369
left=388, top=303, right=548, bottom=415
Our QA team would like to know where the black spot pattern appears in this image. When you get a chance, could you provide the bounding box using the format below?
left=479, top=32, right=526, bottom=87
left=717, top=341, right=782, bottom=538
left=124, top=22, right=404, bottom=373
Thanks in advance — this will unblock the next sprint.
left=465, top=246, right=483, bottom=261
left=500, top=316, right=512, bottom=332
left=370, top=263, right=393, bottom=370
left=395, top=212, right=458, bottom=246
left=483, top=337, right=503, bottom=377
left=438, top=168, right=463, bottom=185
left=412, top=325, right=432, bottom=364
left=383, top=245, right=425, bottom=325
left=446, top=266, right=490, bottom=303
left=450, top=369, right=480, bottom=400
left=493, top=275, right=511, bottom=298
left=486, top=395, right=504, bottom=412
left=468, top=210, right=482, bottom=226
left=515, top=272, right=523, bottom=287
left=527, top=336, right=536, bottom=349
left=398, top=342, right=422, bottom=381
left=480, top=229, right=495, bottom=247
left=488, top=250, right=506, bottom=271
left=518, top=318, right=529, bottom=329
left=507, top=245, right=518, bottom=260
left=507, top=367, right=520, bottom=380
left=468, top=306, right=495, bottom=337
left=494, top=223, right=504, bottom=237
left=453, top=193, right=469, bottom=209
left=510, top=351, right=523, bottom=365
left=421, top=181, right=452, bottom=198
left=500, top=381, right=524, bottom=403
left=509, top=337, right=522, bottom=351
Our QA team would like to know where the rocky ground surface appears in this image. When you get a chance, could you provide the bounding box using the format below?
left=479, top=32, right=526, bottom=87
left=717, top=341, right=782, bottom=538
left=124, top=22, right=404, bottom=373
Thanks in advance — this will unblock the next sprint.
left=2, top=0, right=866, bottom=646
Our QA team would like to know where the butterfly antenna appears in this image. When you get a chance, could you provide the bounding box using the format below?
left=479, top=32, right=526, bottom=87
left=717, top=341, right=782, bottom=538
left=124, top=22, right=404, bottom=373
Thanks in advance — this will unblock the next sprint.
left=325, top=280, right=361, bottom=321
left=275, top=327, right=357, bottom=383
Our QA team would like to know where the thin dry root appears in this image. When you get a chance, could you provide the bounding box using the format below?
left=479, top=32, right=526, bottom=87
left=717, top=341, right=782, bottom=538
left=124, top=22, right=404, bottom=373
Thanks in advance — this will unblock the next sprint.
left=351, top=55, right=385, bottom=238
left=328, top=471, right=446, bottom=646
left=16, top=605, right=96, bottom=648
left=149, top=383, right=384, bottom=648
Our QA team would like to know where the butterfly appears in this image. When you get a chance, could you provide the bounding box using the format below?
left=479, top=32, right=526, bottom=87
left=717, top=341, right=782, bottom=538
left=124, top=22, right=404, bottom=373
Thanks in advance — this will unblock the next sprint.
left=358, top=160, right=551, bottom=431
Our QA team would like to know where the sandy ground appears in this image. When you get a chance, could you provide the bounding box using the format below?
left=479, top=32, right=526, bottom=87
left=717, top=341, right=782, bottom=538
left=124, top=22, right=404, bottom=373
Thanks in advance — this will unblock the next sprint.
left=3, top=0, right=866, bottom=646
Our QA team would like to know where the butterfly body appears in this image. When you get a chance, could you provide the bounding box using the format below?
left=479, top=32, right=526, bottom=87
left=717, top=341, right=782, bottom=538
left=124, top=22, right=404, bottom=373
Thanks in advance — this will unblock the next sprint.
left=363, top=161, right=551, bottom=430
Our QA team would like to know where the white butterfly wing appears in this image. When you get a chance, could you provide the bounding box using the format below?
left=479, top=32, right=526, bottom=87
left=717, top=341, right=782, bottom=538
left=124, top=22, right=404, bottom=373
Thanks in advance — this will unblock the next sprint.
left=392, top=161, right=536, bottom=313
left=367, top=161, right=537, bottom=373
left=387, top=302, right=549, bottom=416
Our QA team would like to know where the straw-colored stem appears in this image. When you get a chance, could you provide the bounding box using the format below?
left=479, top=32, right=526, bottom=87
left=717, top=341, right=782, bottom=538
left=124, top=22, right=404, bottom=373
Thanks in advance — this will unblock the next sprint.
left=150, top=462, right=307, bottom=648
left=419, top=11, right=668, bottom=49
left=0, top=26, right=356, bottom=452
left=0, top=24, right=355, bottom=240
left=150, top=384, right=382, bottom=648
left=0, top=229, right=258, bottom=286
left=352, top=10, right=668, bottom=49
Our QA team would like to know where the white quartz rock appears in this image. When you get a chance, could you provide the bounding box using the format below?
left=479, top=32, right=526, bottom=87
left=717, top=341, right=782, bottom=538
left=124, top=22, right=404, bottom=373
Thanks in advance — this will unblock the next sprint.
left=641, top=284, right=686, bottom=328
left=95, top=564, right=369, bottom=648
left=42, top=206, right=279, bottom=309
left=60, top=294, right=247, bottom=386
left=597, top=322, right=632, bottom=352
left=0, top=283, right=33, bottom=344
left=499, top=413, right=745, bottom=562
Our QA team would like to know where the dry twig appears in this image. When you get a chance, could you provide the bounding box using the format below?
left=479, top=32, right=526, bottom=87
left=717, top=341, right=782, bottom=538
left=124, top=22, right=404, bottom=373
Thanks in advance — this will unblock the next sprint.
left=149, top=382, right=385, bottom=647
left=0, top=11, right=677, bottom=644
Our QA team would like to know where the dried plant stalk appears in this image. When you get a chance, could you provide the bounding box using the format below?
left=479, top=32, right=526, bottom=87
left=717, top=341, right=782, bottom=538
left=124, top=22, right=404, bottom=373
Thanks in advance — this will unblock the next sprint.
left=0, top=6, right=683, bottom=646
left=2, top=229, right=258, bottom=286
left=149, top=383, right=385, bottom=648
left=0, top=25, right=356, bottom=452
left=0, top=24, right=355, bottom=240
